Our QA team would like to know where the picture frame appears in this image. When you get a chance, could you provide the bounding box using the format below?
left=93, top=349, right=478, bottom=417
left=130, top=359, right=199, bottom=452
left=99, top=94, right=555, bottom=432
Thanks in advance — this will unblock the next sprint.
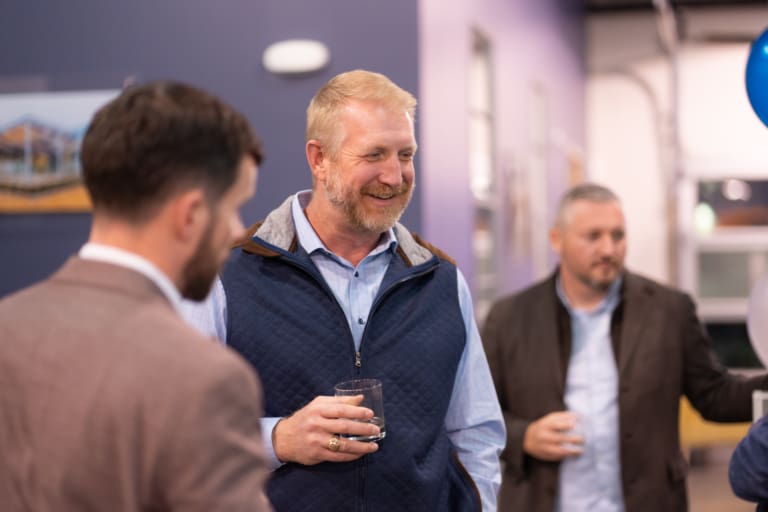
left=0, top=89, right=119, bottom=213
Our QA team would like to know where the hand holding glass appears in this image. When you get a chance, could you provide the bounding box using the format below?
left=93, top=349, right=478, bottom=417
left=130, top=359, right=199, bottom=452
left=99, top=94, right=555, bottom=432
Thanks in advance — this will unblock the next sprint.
left=561, top=415, right=585, bottom=453
left=334, top=378, right=386, bottom=442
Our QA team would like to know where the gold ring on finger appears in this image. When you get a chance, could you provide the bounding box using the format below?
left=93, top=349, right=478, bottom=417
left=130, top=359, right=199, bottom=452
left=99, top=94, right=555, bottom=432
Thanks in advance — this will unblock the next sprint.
left=327, top=435, right=341, bottom=452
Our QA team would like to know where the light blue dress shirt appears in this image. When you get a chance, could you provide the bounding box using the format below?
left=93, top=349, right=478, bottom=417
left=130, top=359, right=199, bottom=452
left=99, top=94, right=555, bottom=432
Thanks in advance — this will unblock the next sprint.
left=181, top=191, right=505, bottom=512
left=555, top=277, right=624, bottom=512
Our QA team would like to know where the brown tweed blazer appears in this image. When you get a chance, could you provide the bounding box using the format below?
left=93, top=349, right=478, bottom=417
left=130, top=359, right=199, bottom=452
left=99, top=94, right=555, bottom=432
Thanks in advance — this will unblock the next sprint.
left=482, top=270, right=768, bottom=512
left=0, top=257, right=272, bottom=512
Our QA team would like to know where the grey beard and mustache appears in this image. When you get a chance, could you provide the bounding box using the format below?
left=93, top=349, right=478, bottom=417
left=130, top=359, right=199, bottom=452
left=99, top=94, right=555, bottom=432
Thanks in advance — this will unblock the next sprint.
left=579, top=258, right=621, bottom=292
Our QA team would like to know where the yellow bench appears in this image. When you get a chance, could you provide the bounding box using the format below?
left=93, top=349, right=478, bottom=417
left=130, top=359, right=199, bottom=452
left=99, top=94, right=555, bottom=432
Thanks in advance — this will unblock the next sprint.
left=679, top=396, right=751, bottom=450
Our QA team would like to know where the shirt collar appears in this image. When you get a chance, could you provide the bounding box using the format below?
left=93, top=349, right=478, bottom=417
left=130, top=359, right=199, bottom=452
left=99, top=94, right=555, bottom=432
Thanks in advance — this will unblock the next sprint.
left=290, top=190, right=398, bottom=260
left=79, top=242, right=183, bottom=313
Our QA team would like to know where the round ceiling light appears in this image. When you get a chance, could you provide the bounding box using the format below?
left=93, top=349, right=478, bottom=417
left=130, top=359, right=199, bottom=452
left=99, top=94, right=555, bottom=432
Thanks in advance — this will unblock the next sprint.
left=262, top=39, right=330, bottom=75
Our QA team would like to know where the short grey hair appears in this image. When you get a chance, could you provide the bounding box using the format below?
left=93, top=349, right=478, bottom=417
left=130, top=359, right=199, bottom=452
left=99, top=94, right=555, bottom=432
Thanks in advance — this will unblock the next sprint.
left=555, top=182, right=620, bottom=227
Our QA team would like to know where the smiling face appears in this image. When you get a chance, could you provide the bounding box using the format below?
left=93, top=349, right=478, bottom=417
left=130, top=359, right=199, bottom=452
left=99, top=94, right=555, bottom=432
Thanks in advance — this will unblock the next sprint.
left=550, top=198, right=626, bottom=297
left=312, top=99, right=417, bottom=236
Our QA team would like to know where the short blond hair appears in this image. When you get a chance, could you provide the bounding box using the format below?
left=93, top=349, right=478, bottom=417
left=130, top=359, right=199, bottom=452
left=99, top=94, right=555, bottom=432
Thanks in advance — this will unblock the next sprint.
left=306, top=69, right=417, bottom=158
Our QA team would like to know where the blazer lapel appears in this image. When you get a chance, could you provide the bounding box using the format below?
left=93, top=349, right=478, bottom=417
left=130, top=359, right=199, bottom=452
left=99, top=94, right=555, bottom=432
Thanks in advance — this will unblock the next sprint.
left=617, top=273, right=662, bottom=377
left=537, top=277, right=568, bottom=400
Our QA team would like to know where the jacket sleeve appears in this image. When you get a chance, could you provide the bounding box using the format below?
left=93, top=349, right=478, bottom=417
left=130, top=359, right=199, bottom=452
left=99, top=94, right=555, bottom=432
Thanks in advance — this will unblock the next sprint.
left=158, top=351, right=273, bottom=512
left=680, top=293, right=768, bottom=422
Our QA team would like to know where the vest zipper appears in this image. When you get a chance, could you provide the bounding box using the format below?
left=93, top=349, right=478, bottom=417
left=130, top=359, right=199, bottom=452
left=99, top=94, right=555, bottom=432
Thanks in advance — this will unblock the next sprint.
left=354, top=264, right=439, bottom=372
left=279, top=250, right=439, bottom=374
left=278, top=256, right=360, bottom=371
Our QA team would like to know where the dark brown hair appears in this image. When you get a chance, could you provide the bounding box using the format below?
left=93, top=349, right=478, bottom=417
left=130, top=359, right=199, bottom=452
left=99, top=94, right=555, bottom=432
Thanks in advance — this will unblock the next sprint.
left=80, top=80, right=262, bottom=222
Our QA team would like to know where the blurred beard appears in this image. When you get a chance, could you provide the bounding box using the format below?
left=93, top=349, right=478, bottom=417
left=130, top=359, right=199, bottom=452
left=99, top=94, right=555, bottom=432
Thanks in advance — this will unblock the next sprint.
left=579, top=260, right=621, bottom=292
left=180, top=218, right=221, bottom=301
left=324, top=168, right=413, bottom=233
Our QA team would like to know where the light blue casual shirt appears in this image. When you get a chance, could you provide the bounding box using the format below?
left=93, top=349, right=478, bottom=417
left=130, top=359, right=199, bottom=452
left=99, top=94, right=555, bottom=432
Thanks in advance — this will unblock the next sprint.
left=181, top=191, right=505, bottom=512
left=555, top=276, right=624, bottom=512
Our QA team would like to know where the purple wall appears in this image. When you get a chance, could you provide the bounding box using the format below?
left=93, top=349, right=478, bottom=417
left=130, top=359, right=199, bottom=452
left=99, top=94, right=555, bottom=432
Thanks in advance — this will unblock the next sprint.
left=420, top=0, right=585, bottom=296
left=0, top=0, right=419, bottom=297
left=0, top=0, right=584, bottom=300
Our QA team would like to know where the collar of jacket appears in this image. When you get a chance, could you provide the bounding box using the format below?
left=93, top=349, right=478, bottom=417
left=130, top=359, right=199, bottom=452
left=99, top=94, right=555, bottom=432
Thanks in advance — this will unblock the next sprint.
left=230, top=194, right=455, bottom=268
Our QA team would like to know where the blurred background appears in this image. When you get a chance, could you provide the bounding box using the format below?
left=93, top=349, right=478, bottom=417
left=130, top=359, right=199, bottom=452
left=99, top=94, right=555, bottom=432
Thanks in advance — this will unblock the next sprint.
left=2, top=1, right=768, bottom=509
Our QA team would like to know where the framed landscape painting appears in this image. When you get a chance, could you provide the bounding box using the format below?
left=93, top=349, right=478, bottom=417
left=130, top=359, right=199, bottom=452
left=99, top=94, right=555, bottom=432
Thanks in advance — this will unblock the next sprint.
left=0, top=90, right=119, bottom=213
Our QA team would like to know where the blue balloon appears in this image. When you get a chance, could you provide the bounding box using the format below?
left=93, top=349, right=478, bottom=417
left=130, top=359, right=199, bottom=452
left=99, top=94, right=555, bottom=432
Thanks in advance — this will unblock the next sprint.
left=746, top=28, right=768, bottom=128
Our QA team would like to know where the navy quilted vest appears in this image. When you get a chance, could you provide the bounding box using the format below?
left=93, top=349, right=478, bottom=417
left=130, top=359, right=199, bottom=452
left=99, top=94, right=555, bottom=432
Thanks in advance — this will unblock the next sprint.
left=222, top=236, right=479, bottom=512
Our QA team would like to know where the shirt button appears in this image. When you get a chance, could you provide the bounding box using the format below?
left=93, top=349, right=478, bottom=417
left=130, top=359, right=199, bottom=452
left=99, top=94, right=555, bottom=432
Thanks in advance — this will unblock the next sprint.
left=354, top=271, right=359, bottom=277
left=358, top=318, right=365, bottom=325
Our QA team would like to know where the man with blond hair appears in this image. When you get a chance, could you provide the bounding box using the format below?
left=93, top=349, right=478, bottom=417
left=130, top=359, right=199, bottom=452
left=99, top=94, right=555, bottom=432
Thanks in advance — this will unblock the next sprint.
left=185, top=70, right=504, bottom=511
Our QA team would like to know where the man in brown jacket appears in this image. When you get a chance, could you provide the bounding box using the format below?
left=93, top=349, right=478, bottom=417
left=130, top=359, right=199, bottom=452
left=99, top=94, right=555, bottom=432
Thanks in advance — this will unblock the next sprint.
left=0, top=81, right=272, bottom=511
left=482, top=182, right=768, bottom=512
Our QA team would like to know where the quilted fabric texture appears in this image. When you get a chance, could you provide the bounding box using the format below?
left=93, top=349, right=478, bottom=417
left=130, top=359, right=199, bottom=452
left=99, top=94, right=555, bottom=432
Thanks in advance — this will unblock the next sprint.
left=222, top=234, right=475, bottom=511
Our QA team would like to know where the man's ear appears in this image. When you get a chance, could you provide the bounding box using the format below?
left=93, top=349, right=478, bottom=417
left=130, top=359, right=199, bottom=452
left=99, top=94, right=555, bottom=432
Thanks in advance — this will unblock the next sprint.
left=171, top=188, right=209, bottom=243
left=549, top=225, right=562, bottom=255
left=306, top=140, right=328, bottom=183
